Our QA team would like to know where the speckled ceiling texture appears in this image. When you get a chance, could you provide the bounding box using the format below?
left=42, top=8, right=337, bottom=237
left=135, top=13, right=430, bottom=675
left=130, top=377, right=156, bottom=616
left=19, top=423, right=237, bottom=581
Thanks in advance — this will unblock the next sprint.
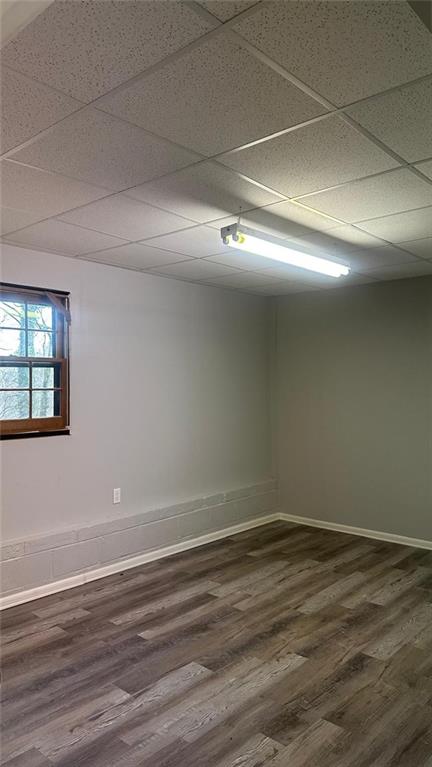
left=1, top=0, right=432, bottom=294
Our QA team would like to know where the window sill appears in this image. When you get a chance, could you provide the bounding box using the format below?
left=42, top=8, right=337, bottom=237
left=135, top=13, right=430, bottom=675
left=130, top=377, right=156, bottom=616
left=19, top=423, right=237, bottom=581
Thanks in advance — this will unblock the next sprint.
left=0, top=429, right=70, bottom=441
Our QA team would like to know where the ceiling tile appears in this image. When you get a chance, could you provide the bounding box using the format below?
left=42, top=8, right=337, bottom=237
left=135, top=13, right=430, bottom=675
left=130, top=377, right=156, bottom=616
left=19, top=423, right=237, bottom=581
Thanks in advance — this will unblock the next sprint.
left=343, top=245, right=418, bottom=272
left=357, top=207, right=432, bottom=242
left=258, top=266, right=376, bottom=288
left=207, top=200, right=339, bottom=240
left=124, top=161, right=280, bottom=223
left=0, top=160, right=108, bottom=218
left=257, top=201, right=340, bottom=233
left=256, top=265, right=338, bottom=286
left=221, top=116, right=398, bottom=197
left=2, top=219, right=126, bottom=256
left=204, top=251, right=284, bottom=271
left=203, top=271, right=282, bottom=288
left=59, top=195, right=196, bottom=241
left=397, top=237, right=432, bottom=259
left=347, top=79, right=432, bottom=163
left=143, top=225, right=231, bottom=258
left=234, top=0, right=432, bottom=105
left=415, top=159, right=432, bottom=181
left=148, top=259, right=239, bottom=281
left=315, top=225, right=386, bottom=249
left=292, top=225, right=386, bottom=257
left=302, top=169, right=432, bottom=223
left=98, top=34, right=326, bottom=155
left=314, top=274, right=379, bottom=289
left=198, top=1, right=258, bottom=22
left=0, top=66, right=82, bottom=154
left=249, top=282, right=315, bottom=295
left=0, top=1, right=214, bottom=101
left=0, top=207, right=44, bottom=236
left=83, top=243, right=188, bottom=270
left=363, top=261, right=432, bottom=279
left=12, top=108, right=200, bottom=192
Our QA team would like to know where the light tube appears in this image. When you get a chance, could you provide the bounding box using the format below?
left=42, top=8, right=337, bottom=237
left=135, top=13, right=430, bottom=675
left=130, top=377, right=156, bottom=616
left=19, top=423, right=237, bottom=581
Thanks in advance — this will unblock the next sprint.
left=222, top=226, right=350, bottom=278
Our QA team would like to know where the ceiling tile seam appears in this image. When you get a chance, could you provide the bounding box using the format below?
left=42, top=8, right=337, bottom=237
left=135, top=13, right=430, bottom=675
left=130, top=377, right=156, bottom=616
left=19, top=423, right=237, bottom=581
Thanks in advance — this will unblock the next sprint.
left=383, top=243, right=432, bottom=263
left=1, top=213, right=209, bottom=246
left=2, top=157, right=116, bottom=193
left=352, top=202, right=432, bottom=226
left=1, top=96, right=207, bottom=165
left=290, top=167, right=409, bottom=203
left=0, top=102, right=91, bottom=161
left=407, top=164, right=432, bottom=186
left=185, top=1, right=222, bottom=26
left=88, top=4, right=266, bottom=110
left=201, top=199, right=343, bottom=229
left=217, top=112, right=337, bottom=158
left=338, top=113, right=432, bottom=188
left=343, top=226, right=432, bottom=263
left=291, top=156, right=432, bottom=203
left=187, top=0, right=264, bottom=28
left=76, top=256, right=145, bottom=273
left=415, top=158, right=432, bottom=168
left=203, top=41, right=432, bottom=162
left=226, top=28, right=335, bottom=111
left=0, top=239, right=82, bottom=260
left=339, top=71, right=432, bottom=112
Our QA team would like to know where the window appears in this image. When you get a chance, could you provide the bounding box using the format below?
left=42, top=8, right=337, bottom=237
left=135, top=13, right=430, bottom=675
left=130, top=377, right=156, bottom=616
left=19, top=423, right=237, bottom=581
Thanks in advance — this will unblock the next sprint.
left=0, top=283, right=70, bottom=439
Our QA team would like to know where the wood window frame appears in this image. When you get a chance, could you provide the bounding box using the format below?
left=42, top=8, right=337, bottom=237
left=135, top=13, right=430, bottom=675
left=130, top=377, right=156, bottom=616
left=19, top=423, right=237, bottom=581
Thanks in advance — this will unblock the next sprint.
left=0, top=282, right=70, bottom=439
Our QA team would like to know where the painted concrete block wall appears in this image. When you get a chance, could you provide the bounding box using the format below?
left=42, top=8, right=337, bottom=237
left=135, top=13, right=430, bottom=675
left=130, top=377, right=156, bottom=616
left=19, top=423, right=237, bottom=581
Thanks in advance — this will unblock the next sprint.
left=274, top=276, right=432, bottom=540
left=1, top=481, right=277, bottom=597
left=0, top=245, right=274, bottom=544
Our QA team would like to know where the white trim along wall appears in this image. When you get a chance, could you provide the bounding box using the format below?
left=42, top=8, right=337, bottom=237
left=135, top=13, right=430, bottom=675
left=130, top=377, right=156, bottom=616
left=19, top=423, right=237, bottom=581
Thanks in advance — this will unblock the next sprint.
left=3, top=484, right=432, bottom=610
left=1, top=480, right=278, bottom=606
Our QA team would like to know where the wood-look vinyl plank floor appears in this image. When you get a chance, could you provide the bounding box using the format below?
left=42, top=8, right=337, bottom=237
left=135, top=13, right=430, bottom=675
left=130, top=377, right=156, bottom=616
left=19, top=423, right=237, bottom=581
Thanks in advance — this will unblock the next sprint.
left=1, top=521, right=432, bottom=766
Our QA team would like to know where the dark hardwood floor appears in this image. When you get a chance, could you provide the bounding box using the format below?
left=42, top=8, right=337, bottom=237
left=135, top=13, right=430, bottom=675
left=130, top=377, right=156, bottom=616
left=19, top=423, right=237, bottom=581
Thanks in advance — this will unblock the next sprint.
left=1, top=521, right=432, bottom=766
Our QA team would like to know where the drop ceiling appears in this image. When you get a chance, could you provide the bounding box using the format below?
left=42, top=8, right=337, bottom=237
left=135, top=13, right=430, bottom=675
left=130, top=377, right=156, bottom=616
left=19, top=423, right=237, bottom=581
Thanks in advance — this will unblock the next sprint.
left=1, top=0, right=432, bottom=296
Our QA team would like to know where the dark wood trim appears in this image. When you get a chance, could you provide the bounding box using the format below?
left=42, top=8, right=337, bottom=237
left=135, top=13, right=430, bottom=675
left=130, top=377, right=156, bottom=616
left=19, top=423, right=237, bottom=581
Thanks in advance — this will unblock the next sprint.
left=1, top=285, right=70, bottom=436
left=0, top=281, right=70, bottom=297
left=0, top=428, right=70, bottom=440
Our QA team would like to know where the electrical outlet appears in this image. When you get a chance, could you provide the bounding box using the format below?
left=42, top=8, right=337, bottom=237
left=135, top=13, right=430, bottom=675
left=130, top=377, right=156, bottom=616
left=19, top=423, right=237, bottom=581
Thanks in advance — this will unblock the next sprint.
left=113, top=487, right=121, bottom=504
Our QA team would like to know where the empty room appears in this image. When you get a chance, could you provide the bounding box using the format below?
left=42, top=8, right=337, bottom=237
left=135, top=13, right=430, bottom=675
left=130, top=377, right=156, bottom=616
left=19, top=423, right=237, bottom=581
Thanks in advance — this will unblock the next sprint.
left=1, top=0, right=432, bottom=765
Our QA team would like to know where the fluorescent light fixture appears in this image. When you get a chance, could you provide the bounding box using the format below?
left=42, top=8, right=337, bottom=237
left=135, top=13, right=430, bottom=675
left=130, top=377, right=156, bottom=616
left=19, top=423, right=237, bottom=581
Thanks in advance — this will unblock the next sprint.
left=221, top=223, right=350, bottom=278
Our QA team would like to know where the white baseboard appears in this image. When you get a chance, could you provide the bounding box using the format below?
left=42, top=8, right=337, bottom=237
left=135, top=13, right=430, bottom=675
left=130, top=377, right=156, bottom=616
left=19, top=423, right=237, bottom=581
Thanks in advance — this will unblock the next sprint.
left=279, top=512, right=432, bottom=551
left=3, top=510, right=431, bottom=610
left=0, top=512, right=279, bottom=610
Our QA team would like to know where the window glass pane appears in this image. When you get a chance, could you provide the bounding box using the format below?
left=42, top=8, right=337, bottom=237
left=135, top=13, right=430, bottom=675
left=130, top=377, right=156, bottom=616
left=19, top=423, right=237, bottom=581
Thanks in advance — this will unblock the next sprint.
left=0, top=365, right=29, bottom=388
left=27, top=304, right=53, bottom=331
left=0, top=301, right=25, bottom=328
left=32, top=390, right=54, bottom=418
left=28, top=330, right=53, bottom=357
left=0, top=328, right=26, bottom=357
left=0, top=390, right=29, bottom=419
left=32, top=366, right=54, bottom=388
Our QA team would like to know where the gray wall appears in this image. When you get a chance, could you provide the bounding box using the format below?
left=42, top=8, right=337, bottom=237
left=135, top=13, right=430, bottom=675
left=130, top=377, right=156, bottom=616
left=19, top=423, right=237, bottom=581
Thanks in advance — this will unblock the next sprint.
left=1, top=245, right=273, bottom=543
left=274, top=277, right=432, bottom=540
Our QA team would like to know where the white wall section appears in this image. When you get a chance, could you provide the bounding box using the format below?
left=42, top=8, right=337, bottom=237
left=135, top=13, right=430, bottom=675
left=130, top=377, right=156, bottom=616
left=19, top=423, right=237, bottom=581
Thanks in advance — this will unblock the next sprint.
left=0, top=245, right=273, bottom=545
